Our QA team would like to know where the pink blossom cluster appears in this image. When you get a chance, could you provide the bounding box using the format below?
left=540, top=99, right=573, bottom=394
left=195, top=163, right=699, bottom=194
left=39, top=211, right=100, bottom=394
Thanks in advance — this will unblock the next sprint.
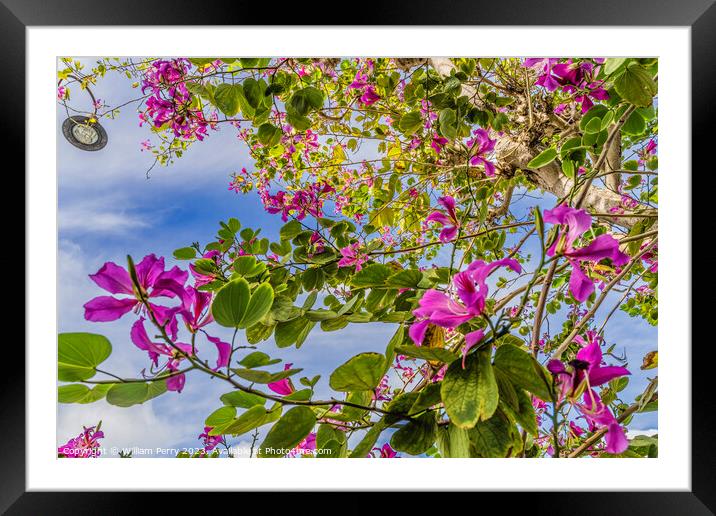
left=58, top=425, right=104, bottom=458
left=140, top=59, right=210, bottom=141
left=525, top=58, right=609, bottom=114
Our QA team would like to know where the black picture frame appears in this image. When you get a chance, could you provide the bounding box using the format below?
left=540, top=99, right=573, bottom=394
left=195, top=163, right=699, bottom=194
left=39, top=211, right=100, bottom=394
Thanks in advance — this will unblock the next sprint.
left=5, top=1, right=711, bottom=513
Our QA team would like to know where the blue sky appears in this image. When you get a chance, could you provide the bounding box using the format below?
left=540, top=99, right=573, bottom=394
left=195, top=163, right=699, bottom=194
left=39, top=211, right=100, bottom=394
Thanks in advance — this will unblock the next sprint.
left=57, top=59, right=656, bottom=458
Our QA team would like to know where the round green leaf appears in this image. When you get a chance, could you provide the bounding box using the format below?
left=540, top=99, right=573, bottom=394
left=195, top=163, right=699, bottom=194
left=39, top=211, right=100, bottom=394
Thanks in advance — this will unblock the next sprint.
left=240, top=283, right=274, bottom=329
left=58, top=333, right=112, bottom=382
left=614, top=62, right=657, bottom=107
left=440, top=349, right=498, bottom=429
left=493, top=344, right=554, bottom=402
left=212, top=278, right=250, bottom=328
left=213, top=83, right=241, bottom=116
left=173, top=247, right=197, bottom=260
left=329, top=352, right=386, bottom=392
left=398, top=111, right=423, bottom=135
left=222, top=405, right=271, bottom=436
left=106, top=380, right=167, bottom=407
left=526, top=147, right=557, bottom=169
left=258, top=406, right=316, bottom=457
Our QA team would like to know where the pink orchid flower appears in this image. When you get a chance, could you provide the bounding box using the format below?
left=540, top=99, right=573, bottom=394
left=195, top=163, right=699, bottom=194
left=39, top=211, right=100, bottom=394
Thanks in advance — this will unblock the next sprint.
left=523, top=58, right=561, bottom=91
left=409, top=258, right=522, bottom=365
left=426, top=196, right=460, bottom=243
left=198, top=426, right=223, bottom=451
left=544, top=205, right=629, bottom=302
left=467, top=129, right=497, bottom=176
left=58, top=425, right=104, bottom=458
left=547, top=339, right=630, bottom=454
left=268, top=363, right=296, bottom=396
left=371, top=443, right=398, bottom=458
left=130, top=317, right=193, bottom=392
left=338, top=242, right=368, bottom=271
left=84, top=254, right=187, bottom=323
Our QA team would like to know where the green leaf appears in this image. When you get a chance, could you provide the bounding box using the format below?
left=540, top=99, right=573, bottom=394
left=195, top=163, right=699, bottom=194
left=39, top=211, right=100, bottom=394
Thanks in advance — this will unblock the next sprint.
left=390, top=412, right=437, bottom=455
left=398, top=111, right=423, bottom=135
left=468, top=408, right=514, bottom=457
left=411, top=382, right=443, bottom=414
left=349, top=420, right=386, bottom=458
left=279, top=219, right=303, bottom=241
left=205, top=406, right=236, bottom=428
left=500, top=386, right=539, bottom=437
left=437, top=423, right=471, bottom=458
left=329, top=352, right=386, bottom=392
left=385, top=270, right=423, bottom=289
left=258, top=406, right=316, bottom=457
left=105, top=380, right=168, bottom=407
left=211, top=278, right=250, bottom=328
left=440, top=349, right=498, bottom=429
left=350, top=263, right=391, bottom=288
left=233, top=256, right=266, bottom=278
left=231, top=367, right=302, bottom=384
left=622, top=110, right=647, bottom=135
left=213, top=83, right=241, bottom=116
left=614, top=62, right=657, bottom=107
left=604, top=58, right=629, bottom=75
left=584, top=117, right=602, bottom=134
left=238, top=351, right=280, bottom=369
left=173, top=247, right=196, bottom=260
left=526, top=147, right=557, bottom=169
left=395, top=344, right=459, bottom=364
left=58, top=333, right=112, bottom=382
left=220, top=390, right=266, bottom=408
left=242, top=78, right=262, bottom=109
left=222, top=405, right=272, bottom=436
left=438, top=108, right=457, bottom=139
left=286, top=113, right=311, bottom=131
left=240, top=283, right=274, bottom=329
left=58, top=384, right=111, bottom=404
left=257, top=123, right=282, bottom=147
left=493, top=344, right=553, bottom=402
left=275, top=317, right=315, bottom=348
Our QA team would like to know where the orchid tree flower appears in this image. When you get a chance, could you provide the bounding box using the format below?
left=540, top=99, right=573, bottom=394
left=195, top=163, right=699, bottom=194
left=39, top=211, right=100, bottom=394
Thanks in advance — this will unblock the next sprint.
left=57, top=424, right=104, bottom=458
left=288, top=432, right=317, bottom=457
left=198, top=426, right=223, bottom=451
left=467, top=129, right=497, bottom=176
left=543, top=205, right=629, bottom=302
left=547, top=338, right=631, bottom=454
left=371, top=443, right=398, bottom=458
left=267, top=363, right=296, bottom=396
left=189, top=250, right=221, bottom=287
left=338, top=242, right=368, bottom=271
left=523, top=58, right=561, bottom=91
left=426, top=196, right=460, bottom=243
left=409, top=258, right=522, bottom=363
left=130, top=317, right=193, bottom=392
left=84, top=254, right=187, bottom=322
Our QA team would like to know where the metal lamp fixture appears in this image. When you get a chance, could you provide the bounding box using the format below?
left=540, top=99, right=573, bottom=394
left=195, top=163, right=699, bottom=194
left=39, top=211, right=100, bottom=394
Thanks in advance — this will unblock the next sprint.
left=61, top=115, right=108, bottom=151
left=60, top=75, right=108, bottom=151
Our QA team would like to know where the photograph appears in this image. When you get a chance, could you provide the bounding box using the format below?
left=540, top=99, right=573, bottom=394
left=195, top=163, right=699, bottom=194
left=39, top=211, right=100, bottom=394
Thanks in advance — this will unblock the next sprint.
left=55, top=55, right=659, bottom=460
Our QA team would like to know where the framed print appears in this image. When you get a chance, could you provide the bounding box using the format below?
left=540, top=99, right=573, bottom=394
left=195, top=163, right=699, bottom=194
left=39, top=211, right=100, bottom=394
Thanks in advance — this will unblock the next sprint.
left=5, top=0, right=713, bottom=513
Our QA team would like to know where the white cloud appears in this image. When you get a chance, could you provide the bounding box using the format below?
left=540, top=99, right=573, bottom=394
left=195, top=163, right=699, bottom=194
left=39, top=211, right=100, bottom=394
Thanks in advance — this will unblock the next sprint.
left=58, top=199, right=149, bottom=234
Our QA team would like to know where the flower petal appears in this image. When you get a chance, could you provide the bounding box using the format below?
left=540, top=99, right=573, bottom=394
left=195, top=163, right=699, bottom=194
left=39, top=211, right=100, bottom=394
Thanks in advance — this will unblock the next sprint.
left=589, top=366, right=631, bottom=387
left=88, top=262, right=133, bottom=295
left=462, top=329, right=484, bottom=369
left=568, top=260, right=595, bottom=302
left=206, top=334, right=231, bottom=370
left=408, top=319, right=430, bottom=346
left=83, top=296, right=136, bottom=322
left=605, top=423, right=628, bottom=454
